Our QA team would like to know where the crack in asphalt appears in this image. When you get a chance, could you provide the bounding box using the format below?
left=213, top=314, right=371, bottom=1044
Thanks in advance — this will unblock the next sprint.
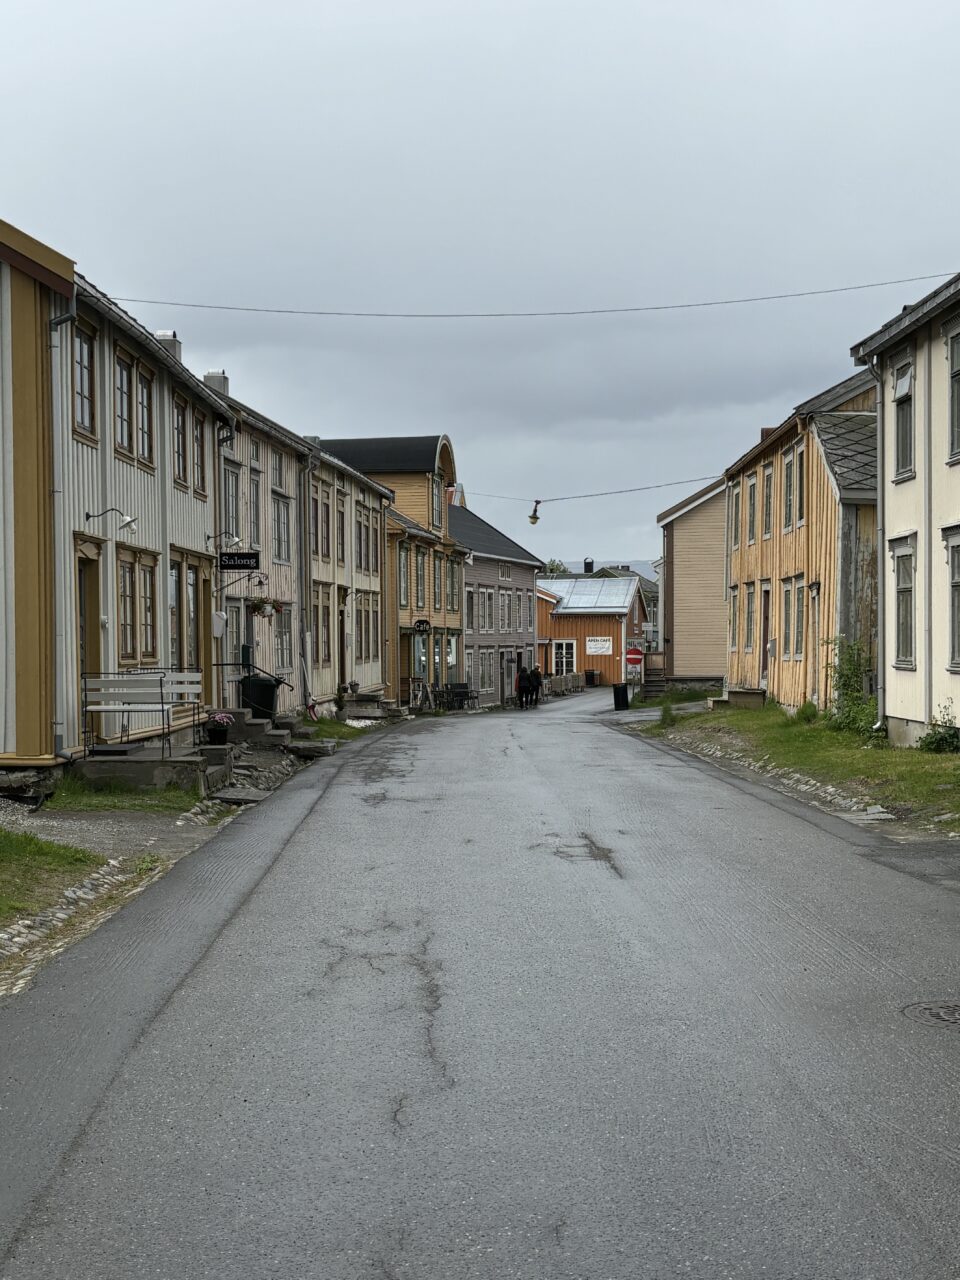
left=390, top=1093, right=410, bottom=1137
left=530, top=831, right=624, bottom=878
left=403, top=929, right=455, bottom=1089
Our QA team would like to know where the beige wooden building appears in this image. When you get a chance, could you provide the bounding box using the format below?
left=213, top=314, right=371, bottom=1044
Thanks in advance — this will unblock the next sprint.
left=657, top=481, right=727, bottom=685
left=725, top=372, right=877, bottom=710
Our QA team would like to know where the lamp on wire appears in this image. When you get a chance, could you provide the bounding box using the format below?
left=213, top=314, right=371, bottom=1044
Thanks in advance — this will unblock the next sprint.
left=528, top=500, right=541, bottom=526
left=85, top=507, right=138, bottom=536
left=206, top=530, right=242, bottom=549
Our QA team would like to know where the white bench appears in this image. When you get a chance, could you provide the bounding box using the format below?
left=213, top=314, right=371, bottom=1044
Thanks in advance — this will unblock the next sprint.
left=82, top=671, right=204, bottom=756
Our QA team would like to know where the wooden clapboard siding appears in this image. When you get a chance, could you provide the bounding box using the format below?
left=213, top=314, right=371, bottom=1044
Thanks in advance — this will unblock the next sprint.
left=537, top=588, right=646, bottom=684
left=668, top=490, right=726, bottom=679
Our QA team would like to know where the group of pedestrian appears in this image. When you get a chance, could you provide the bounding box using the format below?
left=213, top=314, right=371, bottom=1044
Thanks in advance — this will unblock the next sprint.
left=514, top=664, right=543, bottom=710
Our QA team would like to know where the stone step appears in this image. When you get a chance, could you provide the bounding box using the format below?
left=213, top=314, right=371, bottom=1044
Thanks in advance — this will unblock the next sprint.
left=263, top=728, right=292, bottom=748
left=286, top=739, right=338, bottom=760
left=211, top=707, right=255, bottom=724
left=226, top=717, right=274, bottom=743
left=213, top=785, right=274, bottom=806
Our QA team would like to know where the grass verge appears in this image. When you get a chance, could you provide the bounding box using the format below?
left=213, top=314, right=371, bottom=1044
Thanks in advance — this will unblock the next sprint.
left=638, top=703, right=960, bottom=818
left=0, top=829, right=105, bottom=921
left=46, top=774, right=201, bottom=814
left=630, top=687, right=722, bottom=709
left=309, top=718, right=376, bottom=742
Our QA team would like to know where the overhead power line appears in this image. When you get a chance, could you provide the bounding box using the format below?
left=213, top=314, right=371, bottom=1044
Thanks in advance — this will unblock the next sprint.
left=113, top=270, right=955, bottom=321
left=472, top=475, right=721, bottom=504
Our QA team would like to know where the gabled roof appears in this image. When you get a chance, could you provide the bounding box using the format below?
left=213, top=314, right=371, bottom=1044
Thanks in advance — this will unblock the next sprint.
left=446, top=505, right=543, bottom=567
left=540, top=575, right=639, bottom=615
left=387, top=508, right=438, bottom=541
left=813, top=412, right=877, bottom=499
left=852, top=273, right=960, bottom=361
left=657, top=479, right=725, bottom=525
left=309, top=435, right=450, bottom=475
left=76, top=274, right=232, bottom=421
left=795, top=369, right=876, bottom=414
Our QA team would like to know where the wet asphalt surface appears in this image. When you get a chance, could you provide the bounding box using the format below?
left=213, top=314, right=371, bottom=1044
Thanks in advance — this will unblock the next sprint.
left=4, top=691, right=960, bottom=1278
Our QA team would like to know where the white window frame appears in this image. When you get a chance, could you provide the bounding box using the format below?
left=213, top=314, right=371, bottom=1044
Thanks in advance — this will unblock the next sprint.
left=783, top=449, right=795, bottom=532
left=893, top=358, right=915, bottom=479
left=891, top=537, right=916, bottom=668
left=747, top=475, right=757, bottom=545
left=498, top=562, right=511, bottom=580
left=950, top=333, right=960, bottom=461
left=794, top=576, right=805, bottom=658
left=272, top=496, right=291, bottom=562
left=553, top=639, right=576, bottom=676
left=782, top=580, right=793, bottom=659
left=762, top=465, right=773, bottom=540
left=730, top=483, right=741, bottom=550
left=744, top=582, right=755, bottom=652
left=729, top=586, right=738, bottom=651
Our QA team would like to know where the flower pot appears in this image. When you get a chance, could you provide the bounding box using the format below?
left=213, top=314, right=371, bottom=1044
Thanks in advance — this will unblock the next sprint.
left=349, top=681, right=360, bottom=694
left=207, top=724, right=230, bottom=745
left=335, top=707, right=349, bottom=722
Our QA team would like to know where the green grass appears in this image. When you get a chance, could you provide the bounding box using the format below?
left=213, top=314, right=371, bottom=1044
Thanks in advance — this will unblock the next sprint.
left=0, top=829, right=104, bottom=920
left=630, top=687, right=722, bottom=709
left=649, top=703, right=960, bottom=817
left=46, top=774, right=201, bottom=813
left=308, top=717, right=372, bottom=742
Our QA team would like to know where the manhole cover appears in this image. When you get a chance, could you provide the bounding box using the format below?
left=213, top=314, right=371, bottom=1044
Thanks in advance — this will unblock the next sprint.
left=902, top=1001, right=960, bottom=1029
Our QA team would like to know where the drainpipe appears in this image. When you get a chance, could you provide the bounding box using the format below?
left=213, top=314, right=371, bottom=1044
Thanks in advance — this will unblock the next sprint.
left=924, top=323, right=934, bottom=727
left=869, top=354, right=885, bottom=732
left=49, top=287, right=76, bottom=759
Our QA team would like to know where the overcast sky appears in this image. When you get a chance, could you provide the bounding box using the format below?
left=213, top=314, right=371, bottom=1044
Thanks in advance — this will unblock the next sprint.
left=6, top=0, right=958, bottom=562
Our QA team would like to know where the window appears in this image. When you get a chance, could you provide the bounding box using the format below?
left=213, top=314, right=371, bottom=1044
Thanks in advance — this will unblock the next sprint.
left=139, top=565, right=156, bottom=657
left=432, top=475, right=443, bottom=528
left=311, top=601, right=320, bottom=665
left=274, top=606, right=293, bottom=670
left=951, top=544, right=960, bottom=668
left=498, top=562, right=511, bottom=580
left=449, top=561, right=459, bottom=612
left=310, top=496, right=319, bottom=556
left=74, top=327, right=96, bottom=437
left=553, top=640, right=576, bottom=675
left=321, top=491, right=331, bottom=558
left=894, top=361, right=914, bottom=477
left=372, top=597, right=380, bottom=659
left=446, top=634, right=458, bottom=677
left=796, top=448, right=805, bottom=524
left=895, top=547, right=915, bottom=666
left=416, top=549, right=426, bottom=609
left=173, top=399, right=189, bottom=483
left=499, top=589, right=510, bottom=632
left=250, top=475, right=261, bottom=547
left=115, top=354, right=133, bottom=453
left=272, top=496, right=291, bottom=561
left=363, top=511, right=371, bottom=571
left=527, top=592, right=534, bottom=631
left=794, top=579, right=804, bottom=657
left=465, top=648, right=474, bottom=690
left=745, top=582, right=755, bottom=650
left=729, top=587, right=738, bottom=650
left=137, top=371, right=154, bottom=462
left=399, top=544, right=409, bottom=608
left=272, top=449, right=284, bottom=490
left=169, top=563, right=182, bottom=669
left=226, top=602, right=242, bottom=668
left=434, top=554, right=443, bottom=609
left=186, top=567, right=198, bottom=668
left=951, top=336, right=960, bottom=459
left=322, top=595, right=331, bottom=663
left=466, top=588, right=475, bottom=631
left=363, top=599, right=371, bottom=662
left=783, top=453, right=794, bottom=530
left=224, top=468, right=240, bottom=538
left=413, top=633, right=428, bottom=678
left=782, top=581, right=793, bottom=659
left=355, top=597, right=363, bottom=662
left=251, top=440, right=260, bottom=465
left=356, top=508, right=363, bottom=566
left=747, top=476, right=757, bottom=544
left=480, top=588, right=494, bottom=632
left=762, top=466, right=773, bottom=539
left=336, top=501, right=346, bottom=564
left=731, top=484, right=741, bottom=549
left=193, top=411, right=206, bottom=492
left=372, top=516, right=380, bottom=572
left=119, top=561, right=136, bottom=659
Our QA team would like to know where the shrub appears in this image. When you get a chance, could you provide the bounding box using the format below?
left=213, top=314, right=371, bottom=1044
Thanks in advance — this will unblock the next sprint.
left=660, top=703, right=677, bottom=728
left=795, top=700, right=818, bottom=725
left=917, top=701, right=960, bottom=753
left=825, top=639, right=879, bottom=738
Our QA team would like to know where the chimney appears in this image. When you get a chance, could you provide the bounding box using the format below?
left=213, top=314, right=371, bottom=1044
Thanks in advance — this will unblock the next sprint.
left=584, top=557, right=594, bottom=575
left=204, top=370, right=230, bottom=396
left=154, top=330, right=182, bottom=362
left=760, top=427, right=776, bottom=440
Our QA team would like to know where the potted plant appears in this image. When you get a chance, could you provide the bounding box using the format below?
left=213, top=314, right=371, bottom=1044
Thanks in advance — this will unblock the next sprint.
left=207, top=711, right=234, bottom=745
left=250, top=597, right=274, bottom=618
left=349, top=679, right=360, bottom=694
left=334, top=689, right=349, bottom=723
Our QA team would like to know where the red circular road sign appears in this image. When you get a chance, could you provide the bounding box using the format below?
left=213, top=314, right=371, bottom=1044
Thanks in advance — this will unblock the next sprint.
left=626, top=647, right=644, bottom=666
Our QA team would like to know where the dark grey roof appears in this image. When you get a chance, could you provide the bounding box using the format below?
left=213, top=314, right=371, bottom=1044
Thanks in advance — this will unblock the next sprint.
left=638, top=573, right=659, bottom=601
left=447, top=505, right=543, bottom=566
left=386, top=508, right=438, bottom=541
left=309, top=436, right=447, bottom=474
left=795, top=369, right=876, bottom=414
left=853, top=273, right=960, bottom=361
left=814, top=412, right=877, bottom=498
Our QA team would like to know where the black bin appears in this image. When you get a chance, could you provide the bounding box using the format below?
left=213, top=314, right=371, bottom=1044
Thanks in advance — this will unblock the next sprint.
left=612, top=682, right=629, bottom=712
left=240, top=674, right=281, bottom=720
left=585, top=669, right=599, bottom=687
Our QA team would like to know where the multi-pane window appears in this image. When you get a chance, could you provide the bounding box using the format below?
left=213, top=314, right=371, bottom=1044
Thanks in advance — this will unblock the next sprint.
left=762, top=466, right=773, bottom=538
left=895, top=549, right=915, bottom=665
left=321, top=491, right=331, bottom=558
left=399, top=544, right=409, bottom=608
left=553, top=640, right=575, bottom=676
left=250, top=475, right=261, bottom=547
left=794, top=579, right=805, bottom=657
left=466, top=588, right=475, bottom=631
left=465, top=648, right=474, bottom=690
left=193, top=412, right=206, bottom=491
left=336, top=501, right=345, bottom=563
left=226, top=602, right=242, bottom=668
left=499, top=589, right=509, bottom=632
left=527, top=592, right=534, bottom=630
left=74, top=328, right=96, bottom=436
left=355, top=598, right=363, bottom=662
left=322, top=596, right=331, bottom=663
left=796, top=448, right=805, bottom=524
left=432, top=476, right=443, bottom=528
left=450, top=561, right=459, bottom=612
left=894, top=361, right=914, bottom=477
left=169, top=563, right=182, bottom=669
left=747, top=476, right=757, bottom=544
left=139, top=565, right=156, bottom=657
left=499, top=562, right=511, bottom=580
left=137, top=371, right=153, bottom=462
left=434, top=554, right=443, bottom=609
left=515, top=589, right=522, bottom=629
left=272, top=496, right=291, bottom=561
left=272, top=449, right=284, bottom=490
left=185, top=567, right=198, bottom=668
left=310, top=496, right=319, bottom=556
left=729, top=587, right=738, bottom=650
left=356, top=509, right=364, bottom=565
left=251, top=440, right=260, bottom=465
left=363, top=599, right=371, bottom=661
left=950, top=544, right=960, bottom=667
left=311, top=602, right=320, bottom=665
left=119, top=561, right=136, bottom=659
left=224, top=468, right=240, bottom=538
left=173, top=399, right=189, bottom=483
left=115, top=355, right=133, bottom=452
left=372, top=597, right=380, bottom=659
left=486, top=588, right=495, bottom=631
left=372, top=517, right=379, bottom=572
left=745, top=582, right=755, bottom=650
left=415, top=549, right=426, bottom=609
left=783, top=453, right=794, bottom=530
left=274, top=606, right=293, bottom=670
left=731, top=484, right=741, bottom=549
left=363, top=512, right=371, bottom=571
left=782, top=581, right=793, bottom=659
left=951, top=336, right=960, bottom=459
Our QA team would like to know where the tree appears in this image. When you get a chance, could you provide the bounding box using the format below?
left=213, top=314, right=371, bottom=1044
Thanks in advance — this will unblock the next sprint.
left=543, top=558, right=568, bottom=575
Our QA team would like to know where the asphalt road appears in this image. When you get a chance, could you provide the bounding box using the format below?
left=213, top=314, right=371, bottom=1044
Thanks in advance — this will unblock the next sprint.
left=4, top=691, right=960, bottom=1279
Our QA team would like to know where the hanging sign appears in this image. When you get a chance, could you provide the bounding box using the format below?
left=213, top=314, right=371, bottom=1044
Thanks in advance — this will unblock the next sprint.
left=413, top=619, right=431, bottom=633
left=586, top=636, right=613, bottom=656
left=219, top=551, right=260, bottom=571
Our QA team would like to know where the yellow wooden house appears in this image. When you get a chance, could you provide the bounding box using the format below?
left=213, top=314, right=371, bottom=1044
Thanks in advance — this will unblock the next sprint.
left=725, top=371, right=877, bottom=710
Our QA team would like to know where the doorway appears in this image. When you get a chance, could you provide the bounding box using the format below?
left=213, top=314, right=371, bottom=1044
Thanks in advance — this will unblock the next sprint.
left=759, top=584, right=771, bottom=689
left=338, top=594, right=347, bottom=688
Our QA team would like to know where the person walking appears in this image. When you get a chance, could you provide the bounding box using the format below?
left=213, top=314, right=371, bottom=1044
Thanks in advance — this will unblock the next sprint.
left=515, top=665, right=531, bottom=710
left=529, top=664, right=543, bottom=707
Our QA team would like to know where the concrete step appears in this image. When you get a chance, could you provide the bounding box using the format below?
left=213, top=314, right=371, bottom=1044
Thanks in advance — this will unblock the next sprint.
left=286, top=739, right=338, bottom=760
left=211, top=707, right=255, bottom=724
left=202, top=763, right=233, bottom=795
left=213, top=785, right=274, bottom=806
left=227, top=717, right=274, bottom=743
left=263, top=728, right=291, bottom=748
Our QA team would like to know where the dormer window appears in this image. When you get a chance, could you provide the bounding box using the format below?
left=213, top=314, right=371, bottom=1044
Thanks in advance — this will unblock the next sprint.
left=432, top=475, right=443, bottom=528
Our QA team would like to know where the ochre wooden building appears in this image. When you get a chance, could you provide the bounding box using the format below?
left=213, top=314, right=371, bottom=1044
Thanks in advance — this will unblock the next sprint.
left=537, top=575, right=644, bottom=684
left=726, top=371, right=877, bottom=709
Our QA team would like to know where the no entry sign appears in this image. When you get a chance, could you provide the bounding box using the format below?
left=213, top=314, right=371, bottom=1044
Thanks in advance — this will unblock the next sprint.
left=626, top=647, right=644, bottom=667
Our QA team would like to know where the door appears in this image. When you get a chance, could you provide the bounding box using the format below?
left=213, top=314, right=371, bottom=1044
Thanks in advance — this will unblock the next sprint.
left=338, top=598, right=347, bottom=687
left=77, top=552, right=102, bottom=745
left=553, top=640, right=575, bottom=676
left=759, top=585, right=771, bottom=689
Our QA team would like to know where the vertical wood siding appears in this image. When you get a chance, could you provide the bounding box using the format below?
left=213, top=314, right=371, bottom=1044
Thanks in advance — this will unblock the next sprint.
left=668, top=491, right=727, bottom=678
